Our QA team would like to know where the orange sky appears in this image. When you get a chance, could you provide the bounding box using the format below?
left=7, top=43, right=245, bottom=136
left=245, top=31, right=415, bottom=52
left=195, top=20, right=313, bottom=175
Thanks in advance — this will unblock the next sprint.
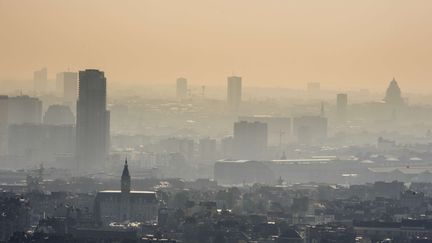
left=1, top=0, right=432, bottom=92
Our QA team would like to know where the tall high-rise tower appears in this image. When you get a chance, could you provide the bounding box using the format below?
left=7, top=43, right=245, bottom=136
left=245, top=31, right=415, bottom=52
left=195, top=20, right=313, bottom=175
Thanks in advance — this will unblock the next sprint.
left=76, top=69, right=110, bottom=173
left=33, top=68, right=48, bottom=94
left=384, top=78, right=404, bottom=106
left=176, top=78, right=188, bottom=99
left=227, top=76, right=242, bottom=112
left=57, top=72, right=78, bottom=113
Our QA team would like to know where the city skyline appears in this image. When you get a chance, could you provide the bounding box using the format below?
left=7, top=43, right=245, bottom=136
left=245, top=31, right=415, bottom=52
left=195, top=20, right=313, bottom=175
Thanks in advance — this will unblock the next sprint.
left=1, top=1, right=432, bottom=93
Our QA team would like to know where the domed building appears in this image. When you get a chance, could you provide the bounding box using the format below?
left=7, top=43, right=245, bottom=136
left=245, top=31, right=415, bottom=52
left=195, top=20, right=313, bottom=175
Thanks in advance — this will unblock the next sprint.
left=383, top=78, right=404, bottom=106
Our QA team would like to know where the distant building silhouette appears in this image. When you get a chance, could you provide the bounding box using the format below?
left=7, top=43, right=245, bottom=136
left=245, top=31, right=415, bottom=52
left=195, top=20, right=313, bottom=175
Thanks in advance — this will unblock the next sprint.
left=227, top=76, right=242, bottom=112
left=8, top=95, right=42, bottom=125
left=176, top=77, right=188, bottom=99
left=43, top=104, right=75, bottom=125
left=76, top=69, right=110, bottom=173
left=160, top=137, right=194, bottom=162
left=57, top=72, right=78, bottom=112
left=33, top=68, right=48, bottom=94
left=198, top=137, right=217, bottom=162
left=336, top=93, right=348, bottom=122
left=8, top=123, right=75, bottom=164
left=293, top=116, right=327, bottom=144
left=94, top=159, right=158, bottom=224
left=221, top=136, right=234, bottom=158
left=384, top=78, right=404, bottom=106
left=233, top=121, right=267, bottom=160
left=239, top=116, right=291, bottom=147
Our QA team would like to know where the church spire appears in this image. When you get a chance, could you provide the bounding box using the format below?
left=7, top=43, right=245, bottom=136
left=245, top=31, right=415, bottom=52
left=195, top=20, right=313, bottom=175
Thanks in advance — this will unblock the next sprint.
left=121, top=158, right=131, bottom=194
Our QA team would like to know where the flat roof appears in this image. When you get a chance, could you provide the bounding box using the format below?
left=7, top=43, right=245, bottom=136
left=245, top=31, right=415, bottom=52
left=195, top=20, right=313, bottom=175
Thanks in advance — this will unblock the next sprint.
left=99, top=190, right=155, bottom=194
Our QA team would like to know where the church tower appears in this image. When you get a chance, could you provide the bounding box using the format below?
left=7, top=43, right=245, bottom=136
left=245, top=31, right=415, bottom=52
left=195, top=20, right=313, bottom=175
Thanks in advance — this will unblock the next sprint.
left=121, top=158, right=131, bottom=194
left=120, top=158, right=131, bottom=221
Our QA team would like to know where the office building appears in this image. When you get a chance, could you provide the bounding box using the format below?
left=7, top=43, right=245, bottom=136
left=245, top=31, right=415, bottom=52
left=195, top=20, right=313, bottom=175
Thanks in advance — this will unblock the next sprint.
left=336, top=93, right=348, bottom=122
left=198, top=138, right=217, bottom=162
left=227, top=76, right=242, bottom=112
left=33, top=67, right=48, bottom=94
left=8, top=123, right=75, bottom=164
left=176, top=77, right=187, bottom=99
left=57, top=72, right=78, bottom=111
left=76, top=69, right=110, bottom=172
left=7, top=96, right=42, bottom=125
left=233, top=121, right=267, bottom=160
left=239, top=116, right=291, bottom=147
left=221, top=136, right=233, bottom=158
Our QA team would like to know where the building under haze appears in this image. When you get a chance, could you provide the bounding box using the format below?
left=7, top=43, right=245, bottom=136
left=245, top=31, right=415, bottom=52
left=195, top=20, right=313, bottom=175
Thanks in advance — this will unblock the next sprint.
left=198, top=137, right=217, bottom=163
left=233, top=121, right=267, bottom=160
left=0, top=96, right=8, bottom=155
left=176, top=77, right=188, bottom=99
left=293, top=116, right=327, bottom=144
left=384, top=78, right=404, bottom=107
left=239, top=116, right=292, bottom=147
left=76, top=69, right=110, bottom=173
left=336, top=93, right=348, bottom=122
left=43, top=104, right=75, bottom=125
left=8, top=123, right=75, bottom=164
left=94, top=160, right=158, bottom=224
left=160, top=137, right=194, bottom=162
left=7, top=96, right=42, bottom=125
left=33, top=67, right=48, bottom=94
left=57, top=72, right=78, bottom=112
left=227, top=76, right=242, bottom=112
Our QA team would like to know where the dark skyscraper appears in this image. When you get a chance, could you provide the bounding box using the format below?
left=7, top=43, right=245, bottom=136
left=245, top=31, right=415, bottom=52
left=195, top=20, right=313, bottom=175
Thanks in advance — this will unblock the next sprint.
left=336, top=93, right=348, bottom=122
left=176, top=77, right=188, bottom=99
left=227, top=76, right=242, bottom=112
left=384, top=78, right=404, bottom=106
left=76, top=69, right=110, bottom=173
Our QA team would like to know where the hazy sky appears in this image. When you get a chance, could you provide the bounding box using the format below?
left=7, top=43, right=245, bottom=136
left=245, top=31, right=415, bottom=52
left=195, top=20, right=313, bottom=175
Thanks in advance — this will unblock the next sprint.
left=1, top=0, right=432, bottom=92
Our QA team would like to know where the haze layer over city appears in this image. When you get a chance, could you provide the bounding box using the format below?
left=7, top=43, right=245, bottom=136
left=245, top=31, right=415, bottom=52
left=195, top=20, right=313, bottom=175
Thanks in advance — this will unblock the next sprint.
left=2, top=1, right=432, bottom=243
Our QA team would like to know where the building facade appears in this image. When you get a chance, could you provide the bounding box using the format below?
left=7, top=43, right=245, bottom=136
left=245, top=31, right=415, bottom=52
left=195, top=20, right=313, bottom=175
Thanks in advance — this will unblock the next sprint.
left=76, top=69, right=110, bottom=172
left=94, top=160, right=158, bottom=225
left=227, top=76, right=242, bottom=112
left=233, top=121, right=268, bottom=160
